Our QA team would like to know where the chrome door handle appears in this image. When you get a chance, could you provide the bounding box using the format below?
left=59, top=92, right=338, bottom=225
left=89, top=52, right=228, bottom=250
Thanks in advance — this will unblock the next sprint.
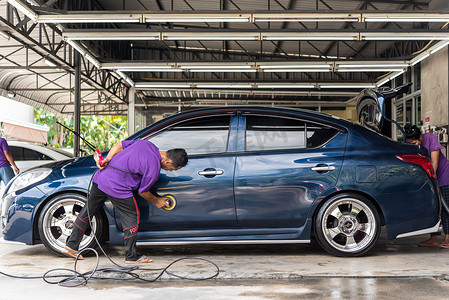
left=311, top=166, right=336, bottom=172
left=198, top=170, right=224, bottom=176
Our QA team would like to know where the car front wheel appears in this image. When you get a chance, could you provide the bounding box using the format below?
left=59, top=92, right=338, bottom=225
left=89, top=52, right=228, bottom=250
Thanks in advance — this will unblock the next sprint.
left=314, top=193, right=380, bottom=257
left=37, top=193, right=104, bottom=256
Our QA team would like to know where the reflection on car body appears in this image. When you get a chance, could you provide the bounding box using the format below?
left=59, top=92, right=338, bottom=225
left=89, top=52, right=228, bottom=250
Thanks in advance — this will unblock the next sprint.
left=0, top=107, right=441, bottom=257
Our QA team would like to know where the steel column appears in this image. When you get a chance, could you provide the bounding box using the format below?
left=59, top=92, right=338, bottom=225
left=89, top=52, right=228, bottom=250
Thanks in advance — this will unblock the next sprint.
left=74, top=51, right=81, bottom=157
left=127, top=86, right=135, bottom=136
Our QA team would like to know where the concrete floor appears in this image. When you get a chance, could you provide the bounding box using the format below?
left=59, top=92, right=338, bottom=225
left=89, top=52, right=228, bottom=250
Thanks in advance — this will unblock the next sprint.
left=1, top=230, right=449, bottom=299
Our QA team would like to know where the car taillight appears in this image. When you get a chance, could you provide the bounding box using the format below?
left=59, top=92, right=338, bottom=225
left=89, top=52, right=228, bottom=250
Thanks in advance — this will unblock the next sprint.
left=395, top=154, right=436, bottom=179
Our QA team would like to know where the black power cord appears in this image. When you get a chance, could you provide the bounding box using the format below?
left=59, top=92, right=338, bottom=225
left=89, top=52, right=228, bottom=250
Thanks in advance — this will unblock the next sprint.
left=0, top=169, right=220, bottom=287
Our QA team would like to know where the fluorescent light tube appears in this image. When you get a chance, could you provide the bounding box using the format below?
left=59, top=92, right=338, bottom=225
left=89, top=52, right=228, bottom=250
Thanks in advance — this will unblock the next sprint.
left=147, top=18, right=249, bottom=23
left=258, top=84, right=315, bottom=88
left=135, top=84, right=191, bottom=88
left=263, top=36, right=356, bottom=41
left=43, top=58, right=57, bottom=67
left=365, top=17, right=449, bottom=22
left=262, top=69, right=330, bottom=72
left=164, top=36, right=258, bottom=41
left=67, top=40, right=86, bottom=55
left=7, top=0, right=38, bottom=22
left=338, top=63, right=408, bottom=68
left=180, top=65, right=253, bottom=69
left=67, top=36, right=158, bottom=41
left=102, top=65, right=174, bottom=70
left=256, top=18, right=359, bottom=22
left=410, top=52, right=430, bottom=66
left=320, top=84, right=376, bottom=88
left=430, top=41, right=449, bottom=54
left=338, top=68, right=405, bottom=72
left=119, top=68, right=181, bottom=72
left=195, top=84, right=253, bottom=88
left=84, top=53, right=101, bottom=68
left=377, top=78, right=390, bottom=87
left=189, top=69, right=257, bottom=73
left=0, top=31, right=10, bottom=40
left=259, top=64, right=330, bottom=69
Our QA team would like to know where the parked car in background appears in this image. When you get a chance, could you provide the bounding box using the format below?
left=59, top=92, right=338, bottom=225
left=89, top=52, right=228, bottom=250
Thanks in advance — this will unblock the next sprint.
left=7, top=141, right=73, bottom=172
left=0, top=141, right=73, bottom=195
left=0, top=106, right=441, bottom=257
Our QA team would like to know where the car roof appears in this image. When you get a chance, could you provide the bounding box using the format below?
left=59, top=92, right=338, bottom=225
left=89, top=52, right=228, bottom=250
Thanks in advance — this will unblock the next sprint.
left=128, top=106, right=353, bottom=140
left=6, top=141, right=74, bottom=159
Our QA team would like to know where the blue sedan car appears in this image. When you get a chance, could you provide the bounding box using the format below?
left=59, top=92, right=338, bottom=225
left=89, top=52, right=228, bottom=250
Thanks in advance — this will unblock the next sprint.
left=0, top=106, right=441, bottom=257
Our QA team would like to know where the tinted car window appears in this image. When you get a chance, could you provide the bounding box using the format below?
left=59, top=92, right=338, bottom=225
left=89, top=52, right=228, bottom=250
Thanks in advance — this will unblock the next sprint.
left=245, top=115, right=339, bottom=151
left=9, top=146, right=53, bottom=161
left=306, top=124, right=339, bottom=148
left=246, top=116, right=306, bottom=151
left=9, top=146, right=23, bottom=160
left=149, top=115, right=231, bottom=155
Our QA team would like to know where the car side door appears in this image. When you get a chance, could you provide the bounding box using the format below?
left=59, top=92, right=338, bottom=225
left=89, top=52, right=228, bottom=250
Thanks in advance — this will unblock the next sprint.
left=124, top=114, right=239, bottom=233
left=234, top=113, right=347, bottom=229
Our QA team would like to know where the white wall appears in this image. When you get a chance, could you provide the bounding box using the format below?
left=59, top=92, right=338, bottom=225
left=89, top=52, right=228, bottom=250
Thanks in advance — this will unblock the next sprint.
left=0, top=96, right=34, bottom=123
left=421, top=46, right=449, bottom=128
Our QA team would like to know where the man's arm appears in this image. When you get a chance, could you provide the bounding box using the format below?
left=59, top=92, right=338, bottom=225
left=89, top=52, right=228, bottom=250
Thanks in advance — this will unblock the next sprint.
left=97, top=141, right=123, bottom=169
left=139, top=191, right=169, bottom=208
left=4, top=150, right=19, bottom=174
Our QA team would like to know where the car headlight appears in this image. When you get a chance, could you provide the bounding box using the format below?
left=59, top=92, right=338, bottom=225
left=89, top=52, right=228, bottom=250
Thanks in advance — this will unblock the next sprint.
left=7, top=168, right=52, bottom=195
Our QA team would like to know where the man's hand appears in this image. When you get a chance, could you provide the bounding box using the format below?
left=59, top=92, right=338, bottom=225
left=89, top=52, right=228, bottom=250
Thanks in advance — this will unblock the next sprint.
left=13, top=165, right=19, bottom=175
left=139, top=191, right=170, bottom=209
left=155, top=196, right=170, bottom=209
left=96, top=157, right=110, bottom=169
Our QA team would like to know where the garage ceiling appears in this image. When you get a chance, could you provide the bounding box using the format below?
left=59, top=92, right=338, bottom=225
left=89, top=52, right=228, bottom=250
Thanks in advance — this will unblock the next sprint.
left=0, top=0, right=446, bottom=115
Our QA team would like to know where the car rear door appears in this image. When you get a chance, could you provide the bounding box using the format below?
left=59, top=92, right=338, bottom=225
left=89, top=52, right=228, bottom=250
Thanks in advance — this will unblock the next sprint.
left=121, top=114, right=239, bottom=232
left=234, top=113, right=347, bottom=228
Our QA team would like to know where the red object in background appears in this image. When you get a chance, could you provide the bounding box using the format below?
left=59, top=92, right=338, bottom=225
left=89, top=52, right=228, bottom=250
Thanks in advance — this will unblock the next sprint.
left=94, top=150, right=104, bottom=167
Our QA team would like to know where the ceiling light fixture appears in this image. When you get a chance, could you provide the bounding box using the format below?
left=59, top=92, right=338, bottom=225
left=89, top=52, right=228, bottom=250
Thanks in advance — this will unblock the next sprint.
left=43, top=58, right=57, bottom=67
left=0, top=30, right=10, bottom=40
left=135, top=84, right=192, bottom=88
left=319, top=84, right=376, bottom=89
left=257, top=84, right=315, bottom=88
left=196, top=84, right=253, bottom=88
left=259, top=64, right=330, bottom=69
left=7, top=0, right=38, bottom=22
left=262, top=68, right=331, bottom=72
left=189, top=69, right=257, bottom=73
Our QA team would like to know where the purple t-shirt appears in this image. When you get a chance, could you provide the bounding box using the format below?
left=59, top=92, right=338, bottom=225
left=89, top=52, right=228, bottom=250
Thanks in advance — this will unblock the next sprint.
left=421, top=132, right=449, bottom=187
left=93, top=140, right=161, bottom=198
left=0, top=138, right=11, bottom=168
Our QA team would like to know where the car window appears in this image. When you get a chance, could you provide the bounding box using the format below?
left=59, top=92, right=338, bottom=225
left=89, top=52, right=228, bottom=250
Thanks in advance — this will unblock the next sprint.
left=148, top=115, right=231, bottom=155
left=9, top=146, right=23, bottom=160
left=306, top=124, right=339, bottom=148
left=245, top=115, right=339, bottom=151
left=9, top=146, right=53, bottom=161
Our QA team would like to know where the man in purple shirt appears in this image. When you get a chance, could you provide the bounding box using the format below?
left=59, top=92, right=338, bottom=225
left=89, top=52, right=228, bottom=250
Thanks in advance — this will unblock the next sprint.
left=0, top=137, right=19, bottom=186
left=62, top=140, right=188, bottom=263
left=405, top=125, right=449, bottom=248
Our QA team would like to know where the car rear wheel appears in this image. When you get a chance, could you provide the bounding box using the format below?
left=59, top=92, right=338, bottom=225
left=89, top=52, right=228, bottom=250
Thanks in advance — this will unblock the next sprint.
left=37, top=193, right=104, bottom=256
left=314, top=193, right=380, bottom=257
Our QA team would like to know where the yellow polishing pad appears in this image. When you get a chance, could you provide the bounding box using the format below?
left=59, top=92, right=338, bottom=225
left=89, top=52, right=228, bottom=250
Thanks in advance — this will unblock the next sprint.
left=163, top=195, right=176, bottom=211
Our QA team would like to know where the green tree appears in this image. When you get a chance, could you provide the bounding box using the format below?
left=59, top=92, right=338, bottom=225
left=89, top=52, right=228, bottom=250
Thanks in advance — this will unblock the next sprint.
left=35, top=108, right=128, bottom=155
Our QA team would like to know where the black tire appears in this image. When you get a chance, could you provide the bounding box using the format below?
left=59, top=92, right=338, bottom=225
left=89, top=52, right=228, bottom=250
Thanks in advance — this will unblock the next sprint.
left=314, top=193, right=380, bottom=257
left=37, top=193, right=105, bottom=256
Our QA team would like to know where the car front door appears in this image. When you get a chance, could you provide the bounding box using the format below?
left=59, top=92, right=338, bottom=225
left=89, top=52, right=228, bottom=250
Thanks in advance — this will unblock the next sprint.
left=234, top=114, right=347, bottom=229
left=120, top=114, right=239, bottom=233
